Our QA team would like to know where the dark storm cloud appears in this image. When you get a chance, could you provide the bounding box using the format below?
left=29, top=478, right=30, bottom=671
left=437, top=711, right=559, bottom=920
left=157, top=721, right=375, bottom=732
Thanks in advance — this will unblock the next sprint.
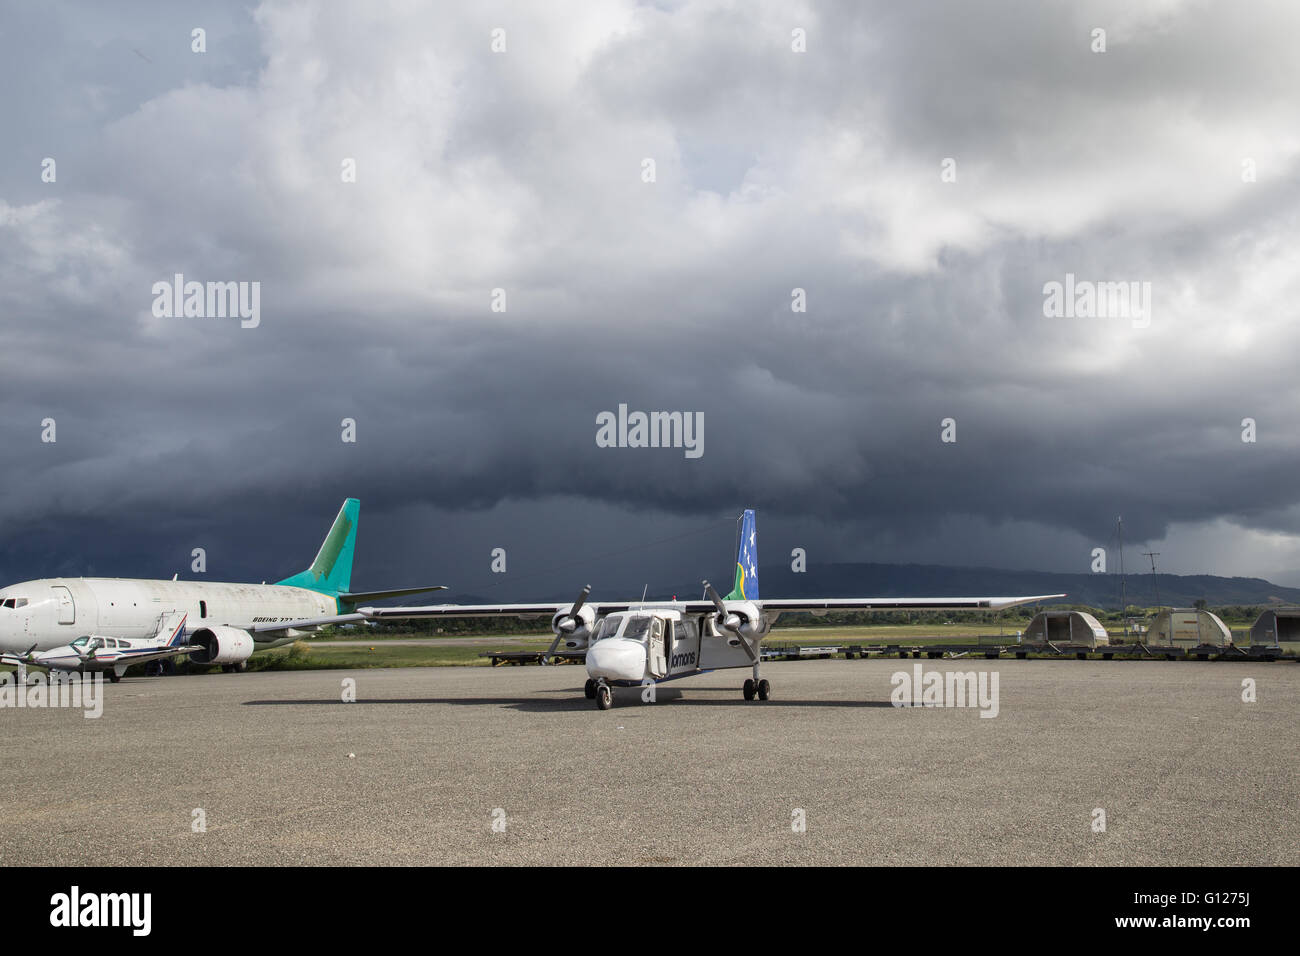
left=3, top=0, right=1300, bottom=592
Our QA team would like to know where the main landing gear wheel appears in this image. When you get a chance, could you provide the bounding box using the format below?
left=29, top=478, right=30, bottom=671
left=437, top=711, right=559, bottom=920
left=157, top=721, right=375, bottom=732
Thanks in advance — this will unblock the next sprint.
left=743, top=678, right=756, bottom=701
left=584, top=679, right=597, bottom=700
left=108, top=672, right=122, bottom=684
left=596, top=683, right=613, bottom=710
left=757, top=679, right=770, bottom=700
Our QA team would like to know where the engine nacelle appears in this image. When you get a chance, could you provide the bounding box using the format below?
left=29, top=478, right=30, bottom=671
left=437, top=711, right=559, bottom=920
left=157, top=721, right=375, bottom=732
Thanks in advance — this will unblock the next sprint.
left=715, top=601, right=763, bottom=641
left=550, top=605, right=596, bottom=649
left=189, top=626, right=256, bottom=665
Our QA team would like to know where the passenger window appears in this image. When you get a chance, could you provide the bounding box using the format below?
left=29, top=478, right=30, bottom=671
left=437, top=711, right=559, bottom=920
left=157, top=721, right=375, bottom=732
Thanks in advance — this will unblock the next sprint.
left=200, top=600, right=207, bottom=619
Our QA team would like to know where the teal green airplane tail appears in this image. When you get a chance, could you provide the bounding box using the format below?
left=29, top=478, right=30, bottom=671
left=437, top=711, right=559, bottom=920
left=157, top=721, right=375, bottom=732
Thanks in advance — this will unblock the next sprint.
left=275, top=498, right=359, bottom=596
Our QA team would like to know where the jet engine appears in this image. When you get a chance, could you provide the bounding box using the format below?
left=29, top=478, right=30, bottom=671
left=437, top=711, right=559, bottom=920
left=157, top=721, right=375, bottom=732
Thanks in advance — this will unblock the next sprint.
left=189, top=626, right=256, bottom=664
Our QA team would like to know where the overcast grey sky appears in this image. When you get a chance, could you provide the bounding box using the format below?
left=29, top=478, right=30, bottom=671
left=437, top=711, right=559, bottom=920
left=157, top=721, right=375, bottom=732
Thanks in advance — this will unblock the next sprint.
left=2, top=0, right=1299, bottom=595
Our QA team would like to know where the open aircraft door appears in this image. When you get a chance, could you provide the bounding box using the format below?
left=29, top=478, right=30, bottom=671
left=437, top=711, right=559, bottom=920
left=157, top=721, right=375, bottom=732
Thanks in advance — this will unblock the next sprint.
left=648, top=616, right=667, bottom=678
left=51, top=585, right=75, bottom=625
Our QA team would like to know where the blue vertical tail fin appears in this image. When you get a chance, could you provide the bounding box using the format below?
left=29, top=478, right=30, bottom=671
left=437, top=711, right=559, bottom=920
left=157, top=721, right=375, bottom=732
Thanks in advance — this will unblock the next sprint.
left=725, top=509, right=759, bottom=601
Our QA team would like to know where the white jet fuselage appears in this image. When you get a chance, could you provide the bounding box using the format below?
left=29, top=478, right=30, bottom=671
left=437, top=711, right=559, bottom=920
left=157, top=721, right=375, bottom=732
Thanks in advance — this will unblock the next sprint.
left=0, top=577, right=336, bottom=654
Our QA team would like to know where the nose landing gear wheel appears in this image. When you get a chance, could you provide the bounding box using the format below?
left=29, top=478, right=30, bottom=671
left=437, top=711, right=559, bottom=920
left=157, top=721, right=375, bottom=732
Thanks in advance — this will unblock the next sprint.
left=757, top=678, right=770, bottom=700
left=584, top=679, right=596, bottom=699
left=596, top=683, right=613, bottom=710
left=743, top=678, right=756, bottom=701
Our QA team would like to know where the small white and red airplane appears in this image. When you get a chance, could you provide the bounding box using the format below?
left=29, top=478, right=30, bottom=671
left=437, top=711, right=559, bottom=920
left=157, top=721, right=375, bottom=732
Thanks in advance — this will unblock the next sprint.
left=363, top=510, right=1065, bottom=709
left=0, top=610, right=201, bottom=683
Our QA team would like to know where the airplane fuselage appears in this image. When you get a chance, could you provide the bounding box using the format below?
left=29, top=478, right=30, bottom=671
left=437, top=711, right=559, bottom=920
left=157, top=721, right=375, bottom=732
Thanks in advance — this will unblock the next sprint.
left=583, top=607, right=770, bottom=685
left=0, top=577, right=336, bottom=654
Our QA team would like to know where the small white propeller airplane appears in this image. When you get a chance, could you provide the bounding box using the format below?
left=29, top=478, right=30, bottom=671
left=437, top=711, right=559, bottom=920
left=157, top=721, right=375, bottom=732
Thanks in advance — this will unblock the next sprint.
left=0, top=611, right=201, bottom=684
left=360, top=510, right=1066, bottom=709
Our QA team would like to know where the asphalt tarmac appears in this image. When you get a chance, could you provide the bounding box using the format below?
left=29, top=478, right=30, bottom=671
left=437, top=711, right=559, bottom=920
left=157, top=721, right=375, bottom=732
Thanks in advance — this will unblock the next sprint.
left=1, top=660, right=1295, bottom=865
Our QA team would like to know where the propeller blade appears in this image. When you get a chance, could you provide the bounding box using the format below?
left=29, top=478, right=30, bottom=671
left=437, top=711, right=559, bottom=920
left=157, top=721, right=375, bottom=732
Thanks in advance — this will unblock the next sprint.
left=542, top=585, right=592, bottom=665
left=570, top=585, right=591, bottom=619
left=703, top=579, right=746, bottom=642
left=703, top=580, right=726, bottom=614
left=540, top=634, right=563, bottom=666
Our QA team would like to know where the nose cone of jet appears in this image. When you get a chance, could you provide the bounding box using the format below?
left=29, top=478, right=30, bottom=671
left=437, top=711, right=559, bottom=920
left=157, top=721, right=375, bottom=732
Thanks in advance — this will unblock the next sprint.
left=586, top=639, right=646, bottom=682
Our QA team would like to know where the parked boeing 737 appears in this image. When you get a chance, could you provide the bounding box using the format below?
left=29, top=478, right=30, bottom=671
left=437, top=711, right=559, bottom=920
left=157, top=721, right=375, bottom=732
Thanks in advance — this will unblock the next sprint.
left=362, top=510, right=1065, bottom=709
left=0, top=499, right=443, bottom=678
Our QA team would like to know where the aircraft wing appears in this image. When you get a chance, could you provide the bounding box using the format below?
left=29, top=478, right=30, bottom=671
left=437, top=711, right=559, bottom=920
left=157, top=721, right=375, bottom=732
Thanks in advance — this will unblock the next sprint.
left=359, top=601, right=703, bottom=622
left=360, top=603, right=571, bottom=621
left=115, top=644, right=207, bottom=665
left=249, top=613, right=370, bottom=635
left=755, top=594, right=1066, bottom=613
left=358, top=594, right=1066, bottom=622
left=2, top=646, right=205, bottom=669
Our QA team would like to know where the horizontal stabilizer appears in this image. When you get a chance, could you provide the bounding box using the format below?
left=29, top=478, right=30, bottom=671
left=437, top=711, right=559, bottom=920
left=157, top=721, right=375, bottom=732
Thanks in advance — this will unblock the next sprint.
left=339, top=585, right=448, bottom=605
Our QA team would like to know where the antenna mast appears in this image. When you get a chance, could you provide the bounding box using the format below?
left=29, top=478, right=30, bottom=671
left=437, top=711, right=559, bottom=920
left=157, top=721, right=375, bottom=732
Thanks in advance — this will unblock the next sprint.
left=1143, top=551, right=1161, bottom=607
left=1117, top=516, right=1127, bottom=639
